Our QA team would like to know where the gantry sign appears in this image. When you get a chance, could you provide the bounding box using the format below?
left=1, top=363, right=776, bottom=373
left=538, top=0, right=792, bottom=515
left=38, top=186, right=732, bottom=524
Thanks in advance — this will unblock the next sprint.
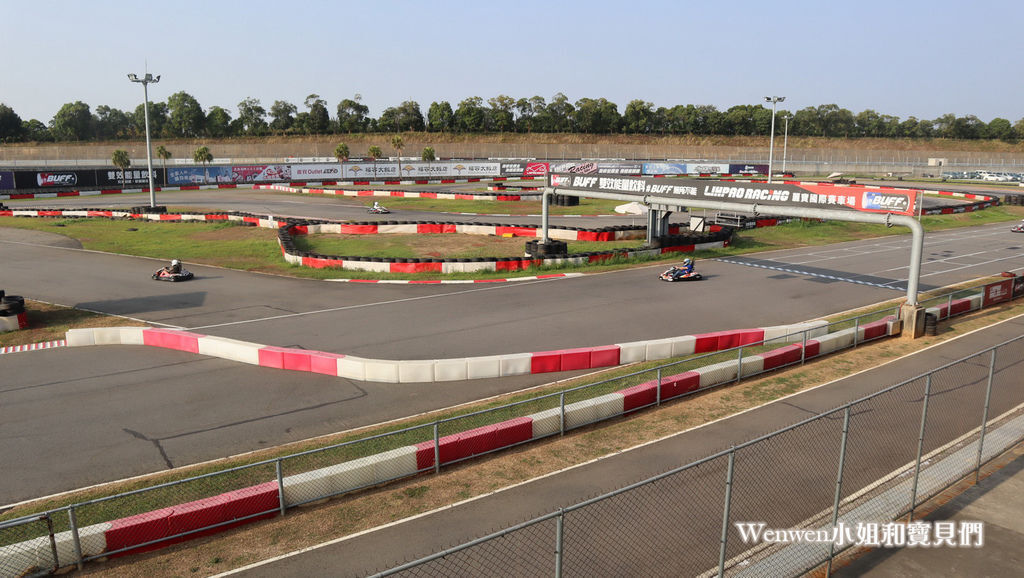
left=545, top=173, right=925, bottom=307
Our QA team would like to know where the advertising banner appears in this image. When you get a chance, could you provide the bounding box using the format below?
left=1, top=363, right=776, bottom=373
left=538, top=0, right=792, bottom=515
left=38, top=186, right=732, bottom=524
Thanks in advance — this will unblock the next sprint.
left=342, top=162, right=400, bottom=179
left=96, top=168, right=164, bottom=187
left=449, top=162, right=500, bottom=176
left=500, top=162, right=527, bottom=176
left=230, top=164, right=291, bottom=182
left=0, top=171, right=14, bottom=190
left=291, top=163, right=342, bottom=180
left=167, top=166, right=233, bottom=185
left=642, top=162, right=687, bottom=175
left=550, top=161, right=599, bottom=174
left=15, top=170, right=96, bottom=188
left=982, top=279, right=1014, bottom=307
left=688, top=162, right=730, bottom=174
left=397, top=162, right=452, bottom=178
left=549, top=173, right=920, bottom=216
left=729, top=164, right=769, bottom=175
left=524, top=162, right=550, bottom=176
left=1013, top=276, right=1024, bottom=299
left=597, top=163, right=642, bottom=175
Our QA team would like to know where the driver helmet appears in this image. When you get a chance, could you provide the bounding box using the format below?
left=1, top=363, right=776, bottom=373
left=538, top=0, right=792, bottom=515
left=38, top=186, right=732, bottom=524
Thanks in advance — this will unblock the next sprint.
left=683, top=258, right=692, bottom=266
left=171, top=259, right=181, bottom=266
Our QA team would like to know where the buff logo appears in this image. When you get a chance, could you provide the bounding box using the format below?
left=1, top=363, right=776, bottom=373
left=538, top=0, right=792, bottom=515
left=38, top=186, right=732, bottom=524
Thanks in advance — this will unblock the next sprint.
left=864, top=192, right=910, bottom=212
left=550, top=174, right=570, bottom=187
left=37, top=173, right=77, bottom=186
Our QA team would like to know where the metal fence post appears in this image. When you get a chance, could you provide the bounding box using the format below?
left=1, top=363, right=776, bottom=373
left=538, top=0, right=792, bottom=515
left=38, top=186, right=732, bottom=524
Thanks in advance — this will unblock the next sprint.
left=433, top=423, right=441, bottom=474
left=946, top=293, right=953, bottom=316
left=44, top=514, right=58, bottom=574
left=827, top=406, right=853, bottom=577
left=853, top=316, right=860, bottom=347
left=801, top=328, right=808, bottom=364
left=559, top=392, right=566, bottom=435
left=718, top=448, right=736, bottom=577
left=736, top=346, right=744, bottom=382
left=68, top=505, right=84, bottom=571
left=555, top=509, right=564, bottom=578
left=975, top=349, right=997, bottom=483
left=656, top=367, right=662, bottom=406
left=276, top=459, right=287, bottom=516
left=909, top=374, right=933, bottom=521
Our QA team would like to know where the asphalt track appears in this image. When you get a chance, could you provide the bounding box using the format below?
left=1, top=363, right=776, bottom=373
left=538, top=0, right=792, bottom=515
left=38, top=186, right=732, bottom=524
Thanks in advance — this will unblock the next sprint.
left=229, top=315, right=1024, bottom=577
left=2, top=191, right=1022, bottom=506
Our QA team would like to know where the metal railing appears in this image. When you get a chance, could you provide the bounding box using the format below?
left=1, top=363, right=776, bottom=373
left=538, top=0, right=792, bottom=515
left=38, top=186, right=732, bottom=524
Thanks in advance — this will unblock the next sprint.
left=372, top=333, right=1024, bottom=577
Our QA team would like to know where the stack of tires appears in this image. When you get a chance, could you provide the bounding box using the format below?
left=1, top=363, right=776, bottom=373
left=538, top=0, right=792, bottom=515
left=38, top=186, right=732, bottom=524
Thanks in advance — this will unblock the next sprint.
left=0, top=291, right=28, bottom=332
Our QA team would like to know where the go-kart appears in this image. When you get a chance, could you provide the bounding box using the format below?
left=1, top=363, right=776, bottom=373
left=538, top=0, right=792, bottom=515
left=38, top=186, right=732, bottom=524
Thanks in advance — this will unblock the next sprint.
left=367, top=205, right=390, bottom=214
left=659, top=266, right=702, bottom=282
left=1012, top=222, right=1024, bottom=233
left=152, top=268, right=194, bottom=282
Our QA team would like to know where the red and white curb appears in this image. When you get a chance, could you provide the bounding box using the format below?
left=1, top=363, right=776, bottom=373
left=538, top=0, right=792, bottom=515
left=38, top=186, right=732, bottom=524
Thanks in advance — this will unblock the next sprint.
left=325, top=273, right=583, bottom=284
left=0, top=339, right=66, bottom=354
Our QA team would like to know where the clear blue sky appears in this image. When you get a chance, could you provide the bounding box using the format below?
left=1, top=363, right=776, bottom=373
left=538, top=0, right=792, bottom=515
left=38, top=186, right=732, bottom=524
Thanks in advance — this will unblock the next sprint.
left=3, top=0, right=1021, bottom=124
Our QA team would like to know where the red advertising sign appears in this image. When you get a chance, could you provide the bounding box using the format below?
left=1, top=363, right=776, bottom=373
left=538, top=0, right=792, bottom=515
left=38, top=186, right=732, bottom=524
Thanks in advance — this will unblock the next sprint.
left=524, top=162, right=550, bottom=176
left=982, top=279, right=1014, bottom=307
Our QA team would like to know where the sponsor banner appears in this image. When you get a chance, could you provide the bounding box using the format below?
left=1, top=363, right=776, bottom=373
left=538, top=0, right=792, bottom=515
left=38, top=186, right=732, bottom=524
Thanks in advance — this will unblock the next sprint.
left=1013, top=276, right=1024, bottom=299
left=343, top=162, right=400, bottom=179
left=642, top=162, right=687, bottom=175
left=500, top=162, right=526, bottom=176
left=982, top=279, right=1014, bottom=307
left=0, top=171, right=14, bottom=190
left=450, top=161, right=500, bottom=176
left=524, top=162, right=550, bottom=176
left=398, top=162, right=452, bottom=178
left=729, top=164, right=769, bottom=175
left=598, top=162, right=642, bottom=175
left=549, top=173, right=919, bottom=216
left=96, top=168, right=164, bottom=187
left=15, top=170, right=96, bottom=188
left=291, top=163, right=342, bottom=180
left=688, top=162, right=730, bottom=174
left=550, top=161, right=599, bottom=174
left=167, top=166, right=233, bottom=185
left=230, top=164, right=292, bottom=182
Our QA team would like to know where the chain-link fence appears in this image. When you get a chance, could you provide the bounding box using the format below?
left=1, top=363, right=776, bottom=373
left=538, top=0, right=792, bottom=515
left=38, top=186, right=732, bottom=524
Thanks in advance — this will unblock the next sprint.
left=371, top=333, right=1024, bottom=578
left=0, top=281, right=1011, bottom=576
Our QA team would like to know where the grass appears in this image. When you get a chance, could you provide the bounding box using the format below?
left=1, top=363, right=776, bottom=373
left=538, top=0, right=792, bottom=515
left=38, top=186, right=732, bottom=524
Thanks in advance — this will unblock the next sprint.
left=293, top=232, right=643, bottom=259
left=0, top=300, right=145, bottom=348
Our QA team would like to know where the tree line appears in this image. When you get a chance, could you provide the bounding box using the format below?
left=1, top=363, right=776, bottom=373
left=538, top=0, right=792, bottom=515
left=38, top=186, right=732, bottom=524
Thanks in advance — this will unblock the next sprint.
left=1, top=92, right=1022, bottom=143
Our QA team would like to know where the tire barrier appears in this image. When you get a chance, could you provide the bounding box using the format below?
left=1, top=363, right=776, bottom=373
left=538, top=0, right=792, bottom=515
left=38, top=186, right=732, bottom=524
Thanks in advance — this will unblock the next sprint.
left=0, top=292, right=27, bottom=333
left=255, top=184, right=542, bottom=202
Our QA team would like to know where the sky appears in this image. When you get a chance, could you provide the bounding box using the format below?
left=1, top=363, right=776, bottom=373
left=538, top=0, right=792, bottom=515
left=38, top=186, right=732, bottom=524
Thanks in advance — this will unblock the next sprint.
left=2, top=0, right=1022, bottom=125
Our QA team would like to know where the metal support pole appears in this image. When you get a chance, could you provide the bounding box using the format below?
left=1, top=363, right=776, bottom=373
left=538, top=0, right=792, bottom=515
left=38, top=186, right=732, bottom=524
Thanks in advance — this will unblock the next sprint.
left=736, top=346, right=744, bottom=382
left=68, top=506, right=84, bottom=570
left=827, top=407, right=853, bottom=577
left=433, top=423, right=441, bottom=474
left=541, top=187, right=551, bottom=243
left=555, top=509, right=565, bottom=578
left=142, top=82, right=155, bottom=207
left=853, top=317, right=860, bottom=347
left=909, top=374, right=933, bottom=521
left=559, top=392, right=566, bottom=435
left=718, top=448, right=736, bottom=577
left=276, top=459, right=287, bottom=516
left=801, top=328, right=808, bottom=364
left=975, top=349, right=997, bottom=483
left=656, top=367, right=662, bottom=406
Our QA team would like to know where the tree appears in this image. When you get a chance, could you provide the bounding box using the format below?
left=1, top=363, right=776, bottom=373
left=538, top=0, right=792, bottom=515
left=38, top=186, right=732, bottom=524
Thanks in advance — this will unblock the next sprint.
left=111, top=149, right=131, bottom=188
left=454, top=97, right=486, bottom=132
left=334, top=142, right=350, bottom=163
left=21, top=119, right=50, bottom=141
left=166, top=91, right=206, bottom=137
left=303, top=94, right=329, bottom=134
left=205, top=106, right=233, bottom=137
left=269, top=100, right=297, bottom=133
left=421, top=146, right=436, bottom=162
left=50, top=101, right=93, bottom=141
left=0, top=103, right=24, bottom=142
left=391, top=135, right=404, bottom=159
left=337, top=96, right=369, bottom=133
left=367, top=145, right=383, bottom=178
left=379, top=101, right=424, bottom=132
left=488, top=95, right=516, bottom=132
left=155, top=145, right=172, bottom=185
left=193, top=145, right=213, bottom=183
left=236, top=97, right=268, bottom=135
left=572, top=98, right=621, bottom=134
left=427, top=101, right=454, bottom=132
left=94, top=105, right=131, bottom=140
left=623, top=100, right=654, bottom=134
left=547, top=93, right=575, bottom=132
left=131, top=101, right=169, bottom=138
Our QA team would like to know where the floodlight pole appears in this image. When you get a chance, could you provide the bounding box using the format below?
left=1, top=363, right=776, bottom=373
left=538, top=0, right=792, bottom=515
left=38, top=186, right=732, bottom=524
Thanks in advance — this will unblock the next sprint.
left=782, top=115, right=790, bottom=176
left=765, top=96, right=785, bottom=184
left=128, top=72, right=160, bottom=207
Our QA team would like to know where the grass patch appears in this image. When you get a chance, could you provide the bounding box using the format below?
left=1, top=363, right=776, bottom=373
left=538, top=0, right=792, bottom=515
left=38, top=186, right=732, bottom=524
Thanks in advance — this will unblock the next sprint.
left=294, top=232, right=643, bottom=259
left=0, top=300, right=145, bottom=348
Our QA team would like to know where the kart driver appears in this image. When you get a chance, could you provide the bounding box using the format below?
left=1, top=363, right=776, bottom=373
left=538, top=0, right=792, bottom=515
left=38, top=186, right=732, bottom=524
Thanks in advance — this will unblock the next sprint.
left=163, top=259, right=182, bottom=275
left=678, top=258, right=694, bottom=276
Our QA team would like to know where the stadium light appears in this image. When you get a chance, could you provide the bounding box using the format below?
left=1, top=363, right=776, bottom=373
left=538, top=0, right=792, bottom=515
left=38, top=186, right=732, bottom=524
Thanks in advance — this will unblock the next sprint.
left=764, top=96, right=785, bottom=184
left=128, top=72, right=161, bottom=207
left=782, top=114, right=791, bottom=176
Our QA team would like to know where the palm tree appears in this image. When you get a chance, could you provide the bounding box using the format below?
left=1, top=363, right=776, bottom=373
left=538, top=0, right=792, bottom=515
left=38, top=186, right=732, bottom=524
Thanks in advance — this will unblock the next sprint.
left=390, top=135, right=404, bottom=159
left=193, top=145, right=213, bottom=183
left=155, top=145, right=171, bottom=186
left=367, top=145, right=382, bottom=179
left=421, top=146, right=436, bottom=176
left=334, top=142, right=349, bottom=164
left=111, top=149, right=131, bottom=188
